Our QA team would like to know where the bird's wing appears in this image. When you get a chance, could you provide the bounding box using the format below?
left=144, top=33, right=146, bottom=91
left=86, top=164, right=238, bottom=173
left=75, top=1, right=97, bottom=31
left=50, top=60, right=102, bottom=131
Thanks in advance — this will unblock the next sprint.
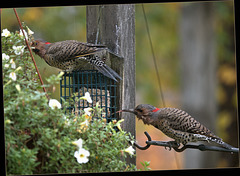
left=47, top=40, right=106, bottom=60
left=159, top=108, right=221, bottom=140
left=47, top=40, right=122, bottom=81
left=83, top=42, right=107, bottom=48
left=93, top=63, right=122, bottom=82
left=79, top=43, right=124, bottom=58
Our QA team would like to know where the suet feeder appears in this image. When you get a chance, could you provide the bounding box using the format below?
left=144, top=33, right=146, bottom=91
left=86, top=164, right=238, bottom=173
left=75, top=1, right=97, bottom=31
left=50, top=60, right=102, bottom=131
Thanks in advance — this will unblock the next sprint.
left=60, top=70, right=118, bottom=122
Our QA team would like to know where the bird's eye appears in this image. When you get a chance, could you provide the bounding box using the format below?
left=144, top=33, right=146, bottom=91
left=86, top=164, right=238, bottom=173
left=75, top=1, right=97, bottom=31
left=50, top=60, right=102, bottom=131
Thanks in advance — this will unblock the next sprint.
left=138, top=109, right=143, bottom=113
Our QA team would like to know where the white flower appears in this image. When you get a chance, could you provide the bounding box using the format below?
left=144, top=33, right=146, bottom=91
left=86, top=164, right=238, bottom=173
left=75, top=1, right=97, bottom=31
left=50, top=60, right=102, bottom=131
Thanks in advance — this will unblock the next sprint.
left=114, top=119, right=124, bottom=131
left=84, top=108, right=93, bottom=116
left=15, top=66, right=22, bottom=72
left=15, top=84, right=21, bottom=92
left=74, top=148, right=90, bottom=164
left=11, top=62, right=16, bottom=69
left=81, top=119, right=89, bottom=127
left=10, top=59, right=16, bottom=69
left=9, top=72, right=16, bottom=81
left=130, top=140, right=135, bottom=146
left=80, top=92, right=92, bottom=103
left=96, top=101, right=99, bottom=108
left=123, top=146, right=135, bottom=155
left=19, top=29, right=28, bottom=40
left=72, top=138, right=83, bottom=149
left=12, top=46, right=24, bottom=55
left=26, top=26, right=34, bottom=35
left=2, top=53, right=10, bottom=61
left=63, top=115, right=70, bottom=126
left=4, top=64, right=9, bottom=68
left=2, top=29, right=11, bottom=37
left=48, top=99, right=61, bottom=109
left=5, top=119, right=13, bottom=124
left=57, top=71, right=65, bottom=78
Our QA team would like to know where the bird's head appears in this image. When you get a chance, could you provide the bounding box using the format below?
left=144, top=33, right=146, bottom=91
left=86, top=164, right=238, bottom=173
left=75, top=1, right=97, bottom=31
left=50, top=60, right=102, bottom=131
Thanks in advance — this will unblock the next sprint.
left=118, top=104, right=160, bottom=125
left=30, top=39, right=51, bottom=58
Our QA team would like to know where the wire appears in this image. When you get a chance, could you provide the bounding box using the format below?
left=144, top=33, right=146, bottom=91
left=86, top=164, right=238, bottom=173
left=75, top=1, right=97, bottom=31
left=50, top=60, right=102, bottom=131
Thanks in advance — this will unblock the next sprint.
left=141, top=4, right=166, bottom=107
left=141, top=4, right=180, bottom=168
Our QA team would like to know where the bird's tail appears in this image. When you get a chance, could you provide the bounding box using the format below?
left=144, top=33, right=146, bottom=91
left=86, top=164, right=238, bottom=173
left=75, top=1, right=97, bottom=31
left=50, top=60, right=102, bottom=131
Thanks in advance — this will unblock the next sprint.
left=212, top=139, right=234, bottom=149
left=208, top=137, right=233, bottom=149
left=193, top=134, right=233, bottom=149
left=94, top=64, right=122, bottom=82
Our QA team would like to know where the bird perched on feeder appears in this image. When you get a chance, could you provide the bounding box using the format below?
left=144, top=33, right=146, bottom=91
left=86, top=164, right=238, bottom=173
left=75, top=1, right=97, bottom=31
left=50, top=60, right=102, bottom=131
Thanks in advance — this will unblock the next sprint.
left=119, top=104, right=233, bottom=149
left=30, top=39, right=122, bottom=82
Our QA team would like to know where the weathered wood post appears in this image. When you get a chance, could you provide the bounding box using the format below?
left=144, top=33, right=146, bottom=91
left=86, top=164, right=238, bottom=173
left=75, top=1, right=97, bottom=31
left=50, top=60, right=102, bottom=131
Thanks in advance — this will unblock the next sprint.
left=86, top=4, right=136, bottom=164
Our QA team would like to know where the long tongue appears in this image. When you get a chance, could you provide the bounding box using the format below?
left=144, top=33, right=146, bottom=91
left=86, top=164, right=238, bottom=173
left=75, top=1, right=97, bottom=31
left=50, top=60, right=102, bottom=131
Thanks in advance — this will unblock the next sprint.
left=45, top=42, right=51, bottom=44
left=152, top=108, right=160, bottom=112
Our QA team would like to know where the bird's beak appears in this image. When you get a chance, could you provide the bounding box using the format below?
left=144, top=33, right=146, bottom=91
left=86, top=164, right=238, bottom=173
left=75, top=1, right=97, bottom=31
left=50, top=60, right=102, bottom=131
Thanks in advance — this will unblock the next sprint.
left=116, top=109, right=136, bottom=115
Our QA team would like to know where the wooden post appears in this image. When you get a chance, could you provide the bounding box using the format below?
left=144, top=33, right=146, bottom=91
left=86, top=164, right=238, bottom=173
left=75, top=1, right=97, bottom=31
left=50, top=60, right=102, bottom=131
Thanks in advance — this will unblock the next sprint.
left=179, top=2, right=218, bottom=168
left=86, top=4, right=136, bottom=164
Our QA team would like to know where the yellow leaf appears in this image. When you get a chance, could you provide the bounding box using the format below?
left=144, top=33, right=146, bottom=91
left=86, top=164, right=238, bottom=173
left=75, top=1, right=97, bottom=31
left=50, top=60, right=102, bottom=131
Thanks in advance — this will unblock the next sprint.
left=217, top=111, right=232, bottom=140
left=218, top=65, right=236, bottom=85
left=216, top=86, right=226, bottom=105
left=23, top=8, right=43, bottom=22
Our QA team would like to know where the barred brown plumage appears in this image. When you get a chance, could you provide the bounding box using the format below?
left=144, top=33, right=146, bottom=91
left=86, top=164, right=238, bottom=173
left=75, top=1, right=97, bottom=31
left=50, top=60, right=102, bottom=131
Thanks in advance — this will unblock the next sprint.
left=120, top=104, right=234, bottom=149
left=30, top=39, right=122, bottom=82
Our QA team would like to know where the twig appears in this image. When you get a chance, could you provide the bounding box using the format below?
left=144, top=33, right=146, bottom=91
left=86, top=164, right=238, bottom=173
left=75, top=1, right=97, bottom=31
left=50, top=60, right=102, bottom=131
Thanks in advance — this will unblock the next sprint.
left=134, top=131, right=239, bottom=153
left=13, top=8, right=49, bottom=100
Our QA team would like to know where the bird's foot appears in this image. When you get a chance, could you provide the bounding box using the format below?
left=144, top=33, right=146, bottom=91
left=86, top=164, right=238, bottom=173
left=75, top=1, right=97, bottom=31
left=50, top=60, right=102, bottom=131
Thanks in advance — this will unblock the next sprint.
left=165, top=141, right=180, bottom=151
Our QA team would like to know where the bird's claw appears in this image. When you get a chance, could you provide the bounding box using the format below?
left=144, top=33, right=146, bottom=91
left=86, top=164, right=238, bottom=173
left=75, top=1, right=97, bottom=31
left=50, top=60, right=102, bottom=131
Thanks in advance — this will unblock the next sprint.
left=165, top=141, right=180, bottom=151
left=165, top=145, right=172, bottom=151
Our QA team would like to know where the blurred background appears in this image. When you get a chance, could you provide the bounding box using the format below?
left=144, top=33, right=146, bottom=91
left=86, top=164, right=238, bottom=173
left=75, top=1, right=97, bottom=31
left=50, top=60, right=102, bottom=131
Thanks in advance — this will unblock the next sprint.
left=2, top=0, right=238, bottom=170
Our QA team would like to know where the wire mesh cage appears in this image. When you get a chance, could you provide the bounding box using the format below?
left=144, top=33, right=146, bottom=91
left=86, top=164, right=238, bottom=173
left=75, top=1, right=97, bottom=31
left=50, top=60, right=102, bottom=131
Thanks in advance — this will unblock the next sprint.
left=60, top=70, right=118, bottom=122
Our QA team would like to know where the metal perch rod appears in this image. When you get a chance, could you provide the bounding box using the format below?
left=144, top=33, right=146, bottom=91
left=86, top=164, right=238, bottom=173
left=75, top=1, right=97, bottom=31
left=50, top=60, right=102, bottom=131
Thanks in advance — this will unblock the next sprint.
left=133, top=131, right=239, bottom=153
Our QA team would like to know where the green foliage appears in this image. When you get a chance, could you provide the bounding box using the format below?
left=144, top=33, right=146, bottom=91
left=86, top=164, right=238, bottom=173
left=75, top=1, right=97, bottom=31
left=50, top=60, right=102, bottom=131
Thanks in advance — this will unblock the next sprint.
left=140, top=161, right=151, bottom=171
left=1, top=7, right=87, bottom=100
left=3, top=28, right=137, bottom=175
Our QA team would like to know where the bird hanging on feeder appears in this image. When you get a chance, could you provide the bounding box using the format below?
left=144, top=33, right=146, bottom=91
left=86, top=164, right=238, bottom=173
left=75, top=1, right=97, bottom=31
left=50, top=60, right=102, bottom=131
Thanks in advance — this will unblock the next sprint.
left=30, top=39, right=122, bottom=82
left=118, top=104, right=234, bottom=149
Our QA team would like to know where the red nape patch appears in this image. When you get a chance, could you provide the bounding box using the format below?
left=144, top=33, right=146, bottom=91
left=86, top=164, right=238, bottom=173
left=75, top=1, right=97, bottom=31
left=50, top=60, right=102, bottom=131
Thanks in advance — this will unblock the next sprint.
left=152, top=108, right=160, bottom=112
left=45, top=42, right=51, bottom=44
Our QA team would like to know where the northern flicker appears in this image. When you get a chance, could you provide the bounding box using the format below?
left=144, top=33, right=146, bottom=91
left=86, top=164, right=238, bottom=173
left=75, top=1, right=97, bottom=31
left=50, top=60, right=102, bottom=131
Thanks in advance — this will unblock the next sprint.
left=120, top=104, right=233, bottom=149
left=30, top=39, right=122, bottom=82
